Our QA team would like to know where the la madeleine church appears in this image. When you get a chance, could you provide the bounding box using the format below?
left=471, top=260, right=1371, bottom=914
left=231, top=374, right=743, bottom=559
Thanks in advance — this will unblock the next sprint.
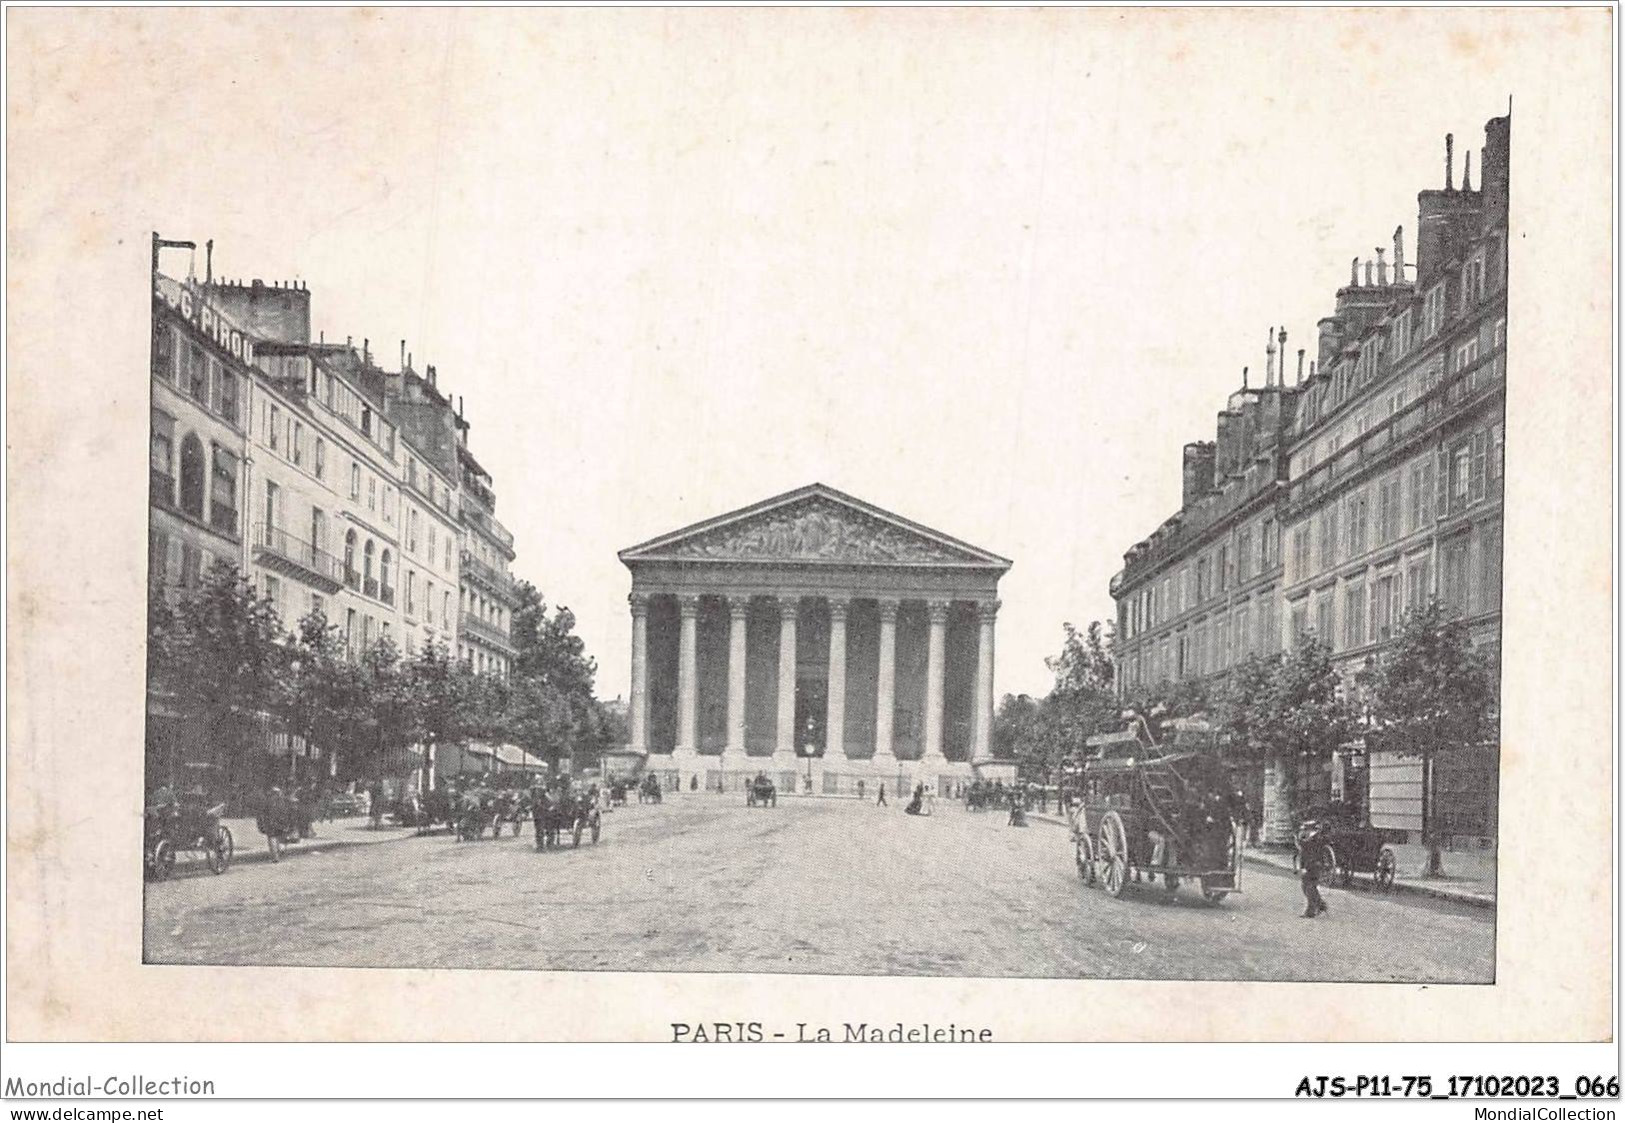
left=612, top=483, right=1015, bottom=797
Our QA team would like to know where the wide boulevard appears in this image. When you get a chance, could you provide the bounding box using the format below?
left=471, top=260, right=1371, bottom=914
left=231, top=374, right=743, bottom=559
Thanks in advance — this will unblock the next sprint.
left=144, top=796, right=1493, bottom=982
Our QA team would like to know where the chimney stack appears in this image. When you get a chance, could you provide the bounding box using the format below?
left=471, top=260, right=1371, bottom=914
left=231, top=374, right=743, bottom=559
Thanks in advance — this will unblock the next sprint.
left=1463, top=149, right=1474, bottom=192
left=1375, top=247, right=1388, bottom=285
left=1445, top=132, right=1454, bottom=189
left=1296, top=348, right=1306, bottom=386
left=1277, top=328, right=1288, bottom=386
left=1393, top=225, right=1406, bottom=279
left=1242, top=365, right=1249, bottom=390
left=205, top=239, right=213, bottom=285
left=400, top=340, right=406, bottom=369
left=1364, top=259, right=1374, bottom=286
left=1350, top=257, right=1359, bottom=286
left=1265, top=326, right=1276, bottom=385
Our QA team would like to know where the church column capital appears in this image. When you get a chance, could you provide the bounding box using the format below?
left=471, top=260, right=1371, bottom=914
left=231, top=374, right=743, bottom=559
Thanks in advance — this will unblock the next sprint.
left=776, top=595, right=801, bottom=621
left=978, top=599, right=1002, bottom=624
left=876, top=597, right=901, bottom=624
left=629, top=591, right=652, bottom=617
left=677, top=594, right=702, bottom=618
left=726, top=594, right=752, bottom=619
left=926, top=599, right=953, bottom=626
left=827, top=596, right=851, bottom=623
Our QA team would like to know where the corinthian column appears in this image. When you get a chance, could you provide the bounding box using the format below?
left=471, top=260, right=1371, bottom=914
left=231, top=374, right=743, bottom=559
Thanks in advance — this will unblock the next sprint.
left=972, top=599, right=999, bottom=761
left=825, top=597, right=849, bottom=762
left=773, top=596, right=799, bottom=766
left=675, top=595, right=700, bottom=756
left=628, top=592, right=650, bottom=755
left=921, top=599, right=951, bottom=766
left=872, top=598, right=900, bottom=775
left=725, top=596, right=749, bottom=761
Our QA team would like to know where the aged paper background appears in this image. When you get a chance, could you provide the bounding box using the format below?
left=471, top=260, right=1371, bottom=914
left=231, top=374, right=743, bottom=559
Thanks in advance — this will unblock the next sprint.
left=5, top=7, right=1613, bottom=1042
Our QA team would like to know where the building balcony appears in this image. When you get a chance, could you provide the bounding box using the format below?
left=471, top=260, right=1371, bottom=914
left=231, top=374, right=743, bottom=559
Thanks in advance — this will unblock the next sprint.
left=253, top=523, right=343, bottom=592
left=364, top=576, right=380, bottom=600
left=460, top=550, right=513, bottom=597
left=380, top=584, right=396, bottom=607
left=460, top=610, right=515, bottom=652
left=344, top=567, right=360, bottom=592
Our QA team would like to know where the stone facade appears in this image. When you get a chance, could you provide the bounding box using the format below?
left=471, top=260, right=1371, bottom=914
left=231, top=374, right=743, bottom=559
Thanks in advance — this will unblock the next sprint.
left=618, top=484, right=1011, bottom=795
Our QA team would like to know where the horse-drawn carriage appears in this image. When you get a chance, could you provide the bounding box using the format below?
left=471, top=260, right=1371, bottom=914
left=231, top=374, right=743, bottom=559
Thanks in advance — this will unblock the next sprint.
left=145, top=796, right=234, bottom=880
left=609, top=779, right=630, bottom=807
left=637, top=773, right=663, bottom=804
left=533, top=787, right=602, bottom=850
left=1070, top=739, right=1247, bottom=904
left=745, top=773, right=777, bottom=808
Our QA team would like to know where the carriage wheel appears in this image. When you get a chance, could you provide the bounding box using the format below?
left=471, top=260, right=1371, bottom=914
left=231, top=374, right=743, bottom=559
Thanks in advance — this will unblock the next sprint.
left=591, top=816, right=601, bottom=844
left=1074, top=832, right=1096, bottom=886
left=1375, top=846, right=1397, bottom=891
left=1096, top=812, right=1128, bottom=897
left=1200, top=879, right=1229, bottom=904
left=150, top=839, right=176, bottom=881
left=210, top=826, right=234, bottom=873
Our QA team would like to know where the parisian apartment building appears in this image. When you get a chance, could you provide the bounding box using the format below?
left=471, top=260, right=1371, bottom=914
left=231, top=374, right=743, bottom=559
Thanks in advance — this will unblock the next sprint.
left=147, top=245, right=521, bottom=780
left=1109, top=112, right=1508, bottom=847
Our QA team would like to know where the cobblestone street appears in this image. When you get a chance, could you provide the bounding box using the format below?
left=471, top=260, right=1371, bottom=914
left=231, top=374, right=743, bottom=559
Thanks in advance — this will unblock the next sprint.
left=144, top=796, right=1494, bottom=981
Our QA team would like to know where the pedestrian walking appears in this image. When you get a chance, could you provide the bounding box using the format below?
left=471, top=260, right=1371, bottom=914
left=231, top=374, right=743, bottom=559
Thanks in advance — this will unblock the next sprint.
left=1296, top=817, right=1330, bottom=918
left=877, top=783, right=887, bottom=807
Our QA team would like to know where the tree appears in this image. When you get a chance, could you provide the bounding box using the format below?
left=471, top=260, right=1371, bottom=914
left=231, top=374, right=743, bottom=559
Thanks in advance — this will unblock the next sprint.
left=1253, top=636, right=1357, bottom=844
left=149, top=561, right=288, bottom=790
left=1361, top=601, right=1498, bottom=876
left=358, top=638, right=417, bottom=784
left=406, top=641, right=466, bottom=781
left=511, top=581, right=598, bottom=699
left=282, top=610, right=366, bottom=782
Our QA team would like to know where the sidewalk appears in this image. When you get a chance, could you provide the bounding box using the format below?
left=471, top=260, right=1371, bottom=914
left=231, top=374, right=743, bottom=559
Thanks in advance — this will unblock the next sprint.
left=167, top=814, right=420, bottom=873
left=1028, top=810, right=1495, bottom=908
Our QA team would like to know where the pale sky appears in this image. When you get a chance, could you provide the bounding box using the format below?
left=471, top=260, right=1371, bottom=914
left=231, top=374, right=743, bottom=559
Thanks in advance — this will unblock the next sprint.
left=16, top=8, right=1539, bottom=701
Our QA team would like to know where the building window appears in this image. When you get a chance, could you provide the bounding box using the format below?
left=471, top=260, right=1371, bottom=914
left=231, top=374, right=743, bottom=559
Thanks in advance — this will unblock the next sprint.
left=264, top=575, right=281, bottom=620
left=350, top=462, right=361, bottom=501
left=263, top=478, right=280, bottom=537
left=1489, top=422, right=1504, bottom=482
left=364, top=539, right=376, bottom=587
left=1217, top=545, right=1230, bottom=592
left=1461, top=249, right=1487, bottom=310
left=444, top=537, right=454, bottom=573
left=1390, top=309, right=1412, bottom=359
left=380, top=549, right=394, bottom=602
left=1346, top=488, right=1369, bottom=557
left=368, top=475, right=377, bottom=512
left=1423, top=282, right=1446, bottom=339
left=186, top=341, right=208, bottom=403
left=346, top=608, right=357, bottom=657
left=315, top=438, right=326, bottom=480
left=1409, top=456, right=1435, bottom=532
left=1405, top=556, right=1432, bottom=612
left=1447, top=439, right=1473, bottom=515
left=429, top=526, right=438, bottom=565
left=344, top=530, right=358, bottom=589
left=217, top=366, right=239, bottom=426
left=1236, top=530, right=1252, bottom=583
left=1441, top=536, right=1471, bottom=615
left=444, top=591, right=453, bottom=627
left=267, top=403, right=281, bottom=452
left=1317, top=506, right=1338, bottom=571
left=407, top=571, right=416, bottom=617
left=178, top=433, right=206, bottom=519
left=1372, top=573, right=1399, bottom=642
left=1470, top=429, right=1488, bottom=504
left=1291, top=523, right=1311, bottom=583
left=153, top=322, right=176, bottom=381
left=311, top=507, right=327, bottom=553
left=1342, top=584, right=1366, bottom=650
left=150, top=410, right=175, bottom=507
left=211, top=446, right=239, bottom=535
left=292, top=421, right=304, bottom=467
left=1290, top=600, right=1309, bottom=648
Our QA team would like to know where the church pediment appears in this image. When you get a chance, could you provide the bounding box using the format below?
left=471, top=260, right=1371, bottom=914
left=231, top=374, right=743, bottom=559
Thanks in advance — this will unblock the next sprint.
left=619, top=485, right=1010, bottom=569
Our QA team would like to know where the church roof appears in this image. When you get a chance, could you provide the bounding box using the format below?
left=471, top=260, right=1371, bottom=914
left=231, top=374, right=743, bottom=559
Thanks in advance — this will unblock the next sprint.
left=618, top=483, right=1012, bottom=571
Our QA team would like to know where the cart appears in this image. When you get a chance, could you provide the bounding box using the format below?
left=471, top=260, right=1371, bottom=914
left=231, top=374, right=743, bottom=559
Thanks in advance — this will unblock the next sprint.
left=145, top=800, right=234, bottom=880
left=746, top=774, right=778, bottom=807
left=1294, top=804, right=1397, bottom=890
left=1071, top=746, right=1246, bottom=904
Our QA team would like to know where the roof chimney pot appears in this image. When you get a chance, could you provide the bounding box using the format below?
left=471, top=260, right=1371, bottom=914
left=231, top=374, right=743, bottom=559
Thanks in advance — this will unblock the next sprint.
left=1393, top=225, right=1406, bottom=279
left=1463, top=148, right=1474, bottom=191
left=1296, top=348, right=1306, bottom=386
left=1350, top=257, right=1359, bottom=286
left=1375, top=247, right=1388, bottom=285
left=1445, top=132, right=1455, bottom=189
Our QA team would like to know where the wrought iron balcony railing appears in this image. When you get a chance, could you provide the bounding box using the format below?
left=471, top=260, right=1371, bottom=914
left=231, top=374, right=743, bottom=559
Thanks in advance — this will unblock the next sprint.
left=253, top=523, right=343, bottom=589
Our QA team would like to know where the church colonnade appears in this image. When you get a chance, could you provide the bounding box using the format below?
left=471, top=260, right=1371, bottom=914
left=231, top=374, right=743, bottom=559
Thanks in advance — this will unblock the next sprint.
left=626, top=590, right=998, bottom=776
